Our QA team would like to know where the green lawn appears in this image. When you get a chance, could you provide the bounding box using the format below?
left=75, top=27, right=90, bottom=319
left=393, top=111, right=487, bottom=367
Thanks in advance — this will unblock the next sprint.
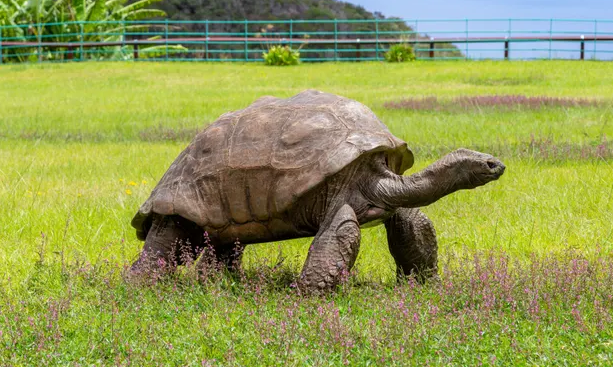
left=1, top=61, right=613, bottom=365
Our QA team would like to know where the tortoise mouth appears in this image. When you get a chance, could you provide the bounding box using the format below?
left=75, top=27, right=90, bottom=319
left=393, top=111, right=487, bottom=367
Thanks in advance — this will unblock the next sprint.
left=486, top=160, right=506, bottom=176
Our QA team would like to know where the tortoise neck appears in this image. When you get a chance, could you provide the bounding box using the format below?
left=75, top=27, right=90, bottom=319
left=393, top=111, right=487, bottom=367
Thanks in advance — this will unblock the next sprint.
left=377, top=160, right=459, bottom=209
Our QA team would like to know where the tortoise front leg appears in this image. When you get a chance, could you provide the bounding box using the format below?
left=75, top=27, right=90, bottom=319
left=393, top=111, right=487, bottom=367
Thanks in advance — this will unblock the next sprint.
left=384, top=208, right=438, bottom=283
left=299, top=204, right=361, bottom=291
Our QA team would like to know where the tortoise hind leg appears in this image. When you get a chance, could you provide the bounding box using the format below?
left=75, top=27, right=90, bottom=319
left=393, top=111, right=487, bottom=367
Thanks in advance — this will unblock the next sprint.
left=215, top=242, right=246, bottom=272
left=196, top=241, right=245, bottom=276
left=384, top=208, right=438, bottom=283
left=130, top=214, right=204, bottom=274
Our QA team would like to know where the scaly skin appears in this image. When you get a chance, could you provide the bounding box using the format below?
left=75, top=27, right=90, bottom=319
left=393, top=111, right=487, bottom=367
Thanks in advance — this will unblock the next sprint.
left=297, top=148, right=504, bottom=291
left=299, top=204, right=360, bottom=291
left=131, top=148, right=505, bottom=291
left=129, top=91, right=505, bottom=290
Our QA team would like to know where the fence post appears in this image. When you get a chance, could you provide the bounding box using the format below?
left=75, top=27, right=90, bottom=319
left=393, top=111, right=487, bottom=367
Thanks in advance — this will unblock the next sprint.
left=415, top=19, right=419, bottom=60
left=37, top=22, right=42, bottom=63
left=165, top=19, right=169, bottom=61
left=289, top=19, right=293, bottom=42
left=507, top=19, right=512, bottom=60
left=134, top=43, right=139, bottom=60
left=121, top=19, right=125, bottom=50
left=0, top=27, right=3, bottom=65
left=244, top=19, right=248, bottom=61
left=504, top=38, right=509, bottom=60
left=375, top=19, right=379, bottom=61
left=465, top=18, right=469, bottom=60
left=79, top=22, right=84, bottom=62
left=580, top=35, right=585, bottom=60
left=205, top=20, right=209, bottom=61
left=334, top=19, right=338, bottom=61
left=429, top=39, right=434, bottom=59
left=549, top=19, right=553, bottom=60
left=594, top=20, right=598, bottom=60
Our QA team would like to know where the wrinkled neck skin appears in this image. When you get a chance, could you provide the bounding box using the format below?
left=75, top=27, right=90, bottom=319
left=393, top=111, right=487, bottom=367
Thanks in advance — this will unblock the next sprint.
left=291, top=153, right=461, bottom=232
left=370, top=158, right=459, bottom=209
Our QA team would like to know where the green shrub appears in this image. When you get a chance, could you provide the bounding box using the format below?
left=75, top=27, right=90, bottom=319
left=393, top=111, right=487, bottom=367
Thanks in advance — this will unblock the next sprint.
left=385, top=44, right=416, bottom=62
left=262, top=45, right=300, bottom=66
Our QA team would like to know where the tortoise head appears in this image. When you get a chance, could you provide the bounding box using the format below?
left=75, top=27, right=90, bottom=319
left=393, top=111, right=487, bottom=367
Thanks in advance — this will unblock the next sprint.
left=443, top=148, right=506, bottom=190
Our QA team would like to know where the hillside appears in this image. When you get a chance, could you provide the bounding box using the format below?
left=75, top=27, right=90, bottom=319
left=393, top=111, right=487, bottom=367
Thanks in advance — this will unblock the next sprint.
left=155, top=0, right=390, bottom=21
left=148, top=0, right=462, bottom=59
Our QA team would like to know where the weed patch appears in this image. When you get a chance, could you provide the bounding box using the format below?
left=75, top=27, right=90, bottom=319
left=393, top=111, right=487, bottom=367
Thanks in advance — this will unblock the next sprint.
left=384, top=95, right=607, bottom=111
left=466, top=74, right=546, bottom=86
left=1, top=249, right=612, bottom=365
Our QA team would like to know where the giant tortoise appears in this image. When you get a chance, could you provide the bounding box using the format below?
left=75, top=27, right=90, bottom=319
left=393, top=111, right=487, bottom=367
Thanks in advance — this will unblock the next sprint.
left=130, top=90, right=505, bottom=290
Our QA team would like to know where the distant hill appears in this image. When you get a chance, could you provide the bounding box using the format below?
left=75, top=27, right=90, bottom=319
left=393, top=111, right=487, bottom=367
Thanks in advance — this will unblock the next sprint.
left=156, top=0, right=406, bottom=23
left=142, top=0, right=462, bottom=59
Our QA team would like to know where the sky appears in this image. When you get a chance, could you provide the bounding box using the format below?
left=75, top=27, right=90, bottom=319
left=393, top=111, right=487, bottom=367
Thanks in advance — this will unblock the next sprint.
left=348, top=0, right=613, bottom=59
left=349, top=0, right=613, bottom=20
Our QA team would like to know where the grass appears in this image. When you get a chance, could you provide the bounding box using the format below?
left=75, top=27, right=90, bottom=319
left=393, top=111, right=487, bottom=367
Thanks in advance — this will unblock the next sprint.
left=1, top=60, right=613, bottom=365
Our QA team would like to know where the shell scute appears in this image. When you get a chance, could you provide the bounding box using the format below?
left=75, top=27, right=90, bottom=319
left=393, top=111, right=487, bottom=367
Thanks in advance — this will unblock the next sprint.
left=272, top=109, right=346, bottom=170
left=228, top=107, right=292, bottom=169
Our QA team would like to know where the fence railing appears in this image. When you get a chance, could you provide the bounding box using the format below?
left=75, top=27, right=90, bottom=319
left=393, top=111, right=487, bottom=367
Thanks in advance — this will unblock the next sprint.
left=1, top=18, right=613, bottom=64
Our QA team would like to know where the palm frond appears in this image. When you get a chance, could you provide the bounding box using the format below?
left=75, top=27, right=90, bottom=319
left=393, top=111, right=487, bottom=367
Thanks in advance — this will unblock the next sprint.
left=104, top=0, right=126, bottom=9
left=116, top=0, right=162, bottom=15
left=86, top=0, right=106, bottom=22
left=124, top=9, right=165, bottom=21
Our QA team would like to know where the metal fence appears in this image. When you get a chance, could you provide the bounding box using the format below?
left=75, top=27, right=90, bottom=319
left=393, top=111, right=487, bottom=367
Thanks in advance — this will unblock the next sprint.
left=1, top=18, right=613, bottom=64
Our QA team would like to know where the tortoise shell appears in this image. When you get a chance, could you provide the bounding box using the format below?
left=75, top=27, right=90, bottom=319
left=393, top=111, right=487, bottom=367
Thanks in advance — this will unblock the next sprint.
left=132, top=90, right=414, bottom=238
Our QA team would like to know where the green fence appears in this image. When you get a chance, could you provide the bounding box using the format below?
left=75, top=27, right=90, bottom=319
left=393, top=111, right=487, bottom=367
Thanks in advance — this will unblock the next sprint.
left=1, top=18, right=613, bottom=64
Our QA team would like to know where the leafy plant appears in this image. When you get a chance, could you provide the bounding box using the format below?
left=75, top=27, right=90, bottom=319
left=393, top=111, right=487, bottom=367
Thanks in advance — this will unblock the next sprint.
left=0, top=0, right=166, bottom=62
left=258, top=24, right=305, bottom=66
left=384, top=44, right=416, bottom=63
left=262, top=45, right=300, bottom=66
